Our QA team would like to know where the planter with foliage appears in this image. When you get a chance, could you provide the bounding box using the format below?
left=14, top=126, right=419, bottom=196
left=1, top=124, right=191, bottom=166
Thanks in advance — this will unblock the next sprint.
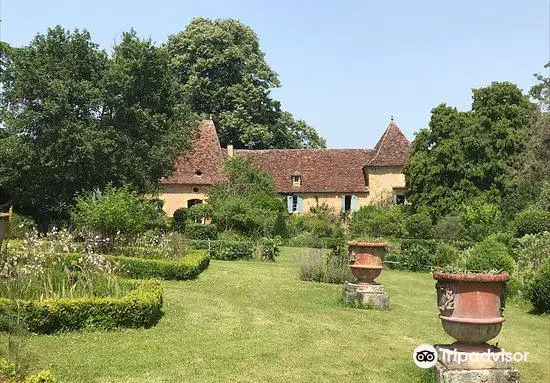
left=432, top=236, right=515, bottom=347
left=433, top=271, right=509, bottom=346
left=347, top=241, right=387, bottom=284
left=0, top=212, right=9, bottom=249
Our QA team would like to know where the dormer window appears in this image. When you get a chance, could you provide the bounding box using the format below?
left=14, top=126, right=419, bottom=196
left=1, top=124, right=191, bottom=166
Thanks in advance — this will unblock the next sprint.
left=292, top=175, right=301, bottom=187
left=195, top=170, right=203, bottom=176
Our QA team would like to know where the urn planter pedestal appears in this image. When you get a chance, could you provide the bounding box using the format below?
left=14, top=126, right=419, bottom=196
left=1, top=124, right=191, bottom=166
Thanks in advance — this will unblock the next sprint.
left=343, top=241, right=389, bottom=310
left=434, top=344, right=520, bottom=383
left=432, top=271, right=519, bottom=382
left=0, top=213, right=9, bottom=251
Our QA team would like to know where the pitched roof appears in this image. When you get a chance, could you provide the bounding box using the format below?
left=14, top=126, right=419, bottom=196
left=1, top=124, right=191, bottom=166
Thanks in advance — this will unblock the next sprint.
left=163, top=119, right=411, bottom=193
left=235, top=149, right=374, bottom=193
left=161, top=120, right=226, bottom=185
left=365, top=121, right=411, bottom=167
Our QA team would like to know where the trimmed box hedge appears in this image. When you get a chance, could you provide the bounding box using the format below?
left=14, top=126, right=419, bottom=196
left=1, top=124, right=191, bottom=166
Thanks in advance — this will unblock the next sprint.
left=0, top=279, right=163, bottom=334
left=65, top=250, right=210, bottom=280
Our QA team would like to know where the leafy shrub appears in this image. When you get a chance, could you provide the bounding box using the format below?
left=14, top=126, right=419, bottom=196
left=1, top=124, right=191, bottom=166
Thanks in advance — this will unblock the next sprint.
left=459, top=198, right=502, bottom=241
left=187, top=203, right=213, bottom=222
left=511, top=232, right=550, bottom=299
left=434, top=215, right=462, bottom=242
left=405, top=213, right=433, bottom=239
left=465, top=236, right=516, bottom=274
left=287, top=233, right=331, bottom=248
left=208, top=157, right=285, bottom=236
left=400, top=240, right=436, bottom=271
left=217, top=230, right=249, bottom=241
left=528, top=257, right=550, bottom=313
left=213, top=240, right=253, bottom=260
left=435, top=243, right=462, bottom=267
left=297, top=248, right=352, bottom=284
left=185, top=223, right=218, bottom=240
left=253, top=237, right=281, bottom=261
left=171, top=207, right=188, bottom=233
left=23, top=371, right=57, bottom=383
left=187, top=238, right=279, bottom=261
left=514, top=208, right=550, bottom=237
left=383, top=240, right=402, bottom=270
left=4, top=212, right=36, bottom=240
left=272, top=214, right=289, bottom=238
left=0, top=358, right=56, bottom=382
left=516, top=232, right=550, bottom=271
left=0, top=280, right=163, bottom=333
left=72, top=185, right=166, bottom=242
left=327, top=229, right=348, bottom=263
left=349, top=205, right=406, bottom=239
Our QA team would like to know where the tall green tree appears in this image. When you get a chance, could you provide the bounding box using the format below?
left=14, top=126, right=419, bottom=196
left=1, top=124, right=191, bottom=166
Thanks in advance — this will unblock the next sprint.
left=405, top=82, right=536, bottom=218
left=0, top=27, right=109, bottom=223
left=507, top=63, right=550, bottom=212
left=100, top=29, right=192, bottom=190
left=0, top=27, right=191, bottom=224
left=207, top=156, right=285, bottom=236
left=167, top=17, right=325, bottom=149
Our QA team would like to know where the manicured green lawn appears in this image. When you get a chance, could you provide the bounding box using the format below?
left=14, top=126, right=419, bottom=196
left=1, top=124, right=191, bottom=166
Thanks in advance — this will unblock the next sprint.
left=14, top=248, right=550, bottom=382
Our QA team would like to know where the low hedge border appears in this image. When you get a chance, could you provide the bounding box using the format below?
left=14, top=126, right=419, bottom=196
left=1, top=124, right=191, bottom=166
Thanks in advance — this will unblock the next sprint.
left=64, top=250, right=210, bottom=280
left=0, top=279, right=163, bottom=334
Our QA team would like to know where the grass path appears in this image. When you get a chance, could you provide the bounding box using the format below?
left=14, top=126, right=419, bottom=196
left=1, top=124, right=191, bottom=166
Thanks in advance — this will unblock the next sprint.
left=19, top=248, right=550, bottom=382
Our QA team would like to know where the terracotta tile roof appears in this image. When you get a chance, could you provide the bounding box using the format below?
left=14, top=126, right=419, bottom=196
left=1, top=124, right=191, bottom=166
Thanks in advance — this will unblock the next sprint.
left=365, top=121, right=411, bottom=167
left=234, top=149, right=374, bottom=193
left=161, top=120, right=226, bottom=185
left=163, top=120, right=411, bottom=193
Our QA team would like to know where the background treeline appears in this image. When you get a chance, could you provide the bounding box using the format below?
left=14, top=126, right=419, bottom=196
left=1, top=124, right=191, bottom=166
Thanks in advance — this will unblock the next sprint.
left=0, top=18, right=325, bottom=226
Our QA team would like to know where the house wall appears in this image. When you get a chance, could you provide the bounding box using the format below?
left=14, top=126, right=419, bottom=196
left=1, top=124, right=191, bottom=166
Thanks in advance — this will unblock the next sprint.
left=160, top=167, right=406, bottom=216
left=292, top=192, right=370, bottom=214
left=159, top=184, right=208, bottom=216
left=364, top=166, right=406, bottom=205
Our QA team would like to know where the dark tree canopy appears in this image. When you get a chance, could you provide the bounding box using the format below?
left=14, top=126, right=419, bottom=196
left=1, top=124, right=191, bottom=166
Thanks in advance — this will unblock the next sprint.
left=167, top=17, right=326, bottom=149
left=510, top=63, right=550, bottom=212
left=404, top=82, right=536, bottom=218
left=207, top=156, right=285, bottom=236
left=0, top=27, right=192, bottom=224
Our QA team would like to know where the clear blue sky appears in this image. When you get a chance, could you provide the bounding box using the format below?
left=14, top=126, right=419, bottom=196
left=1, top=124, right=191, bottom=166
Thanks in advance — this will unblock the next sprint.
left=1, top=0, right=548, bottom=148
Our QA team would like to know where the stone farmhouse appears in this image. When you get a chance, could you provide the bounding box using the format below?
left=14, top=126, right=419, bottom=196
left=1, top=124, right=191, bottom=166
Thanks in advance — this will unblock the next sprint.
left=159, top=120, right=411, bottom=216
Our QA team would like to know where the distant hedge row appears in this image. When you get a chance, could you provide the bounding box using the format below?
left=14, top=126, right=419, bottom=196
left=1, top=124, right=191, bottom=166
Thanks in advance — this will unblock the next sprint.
left=65, top=251, right=210, bottom=280
left=186, top=239, right=280, bottom=261
left=0, top=279, right=163, bottom=334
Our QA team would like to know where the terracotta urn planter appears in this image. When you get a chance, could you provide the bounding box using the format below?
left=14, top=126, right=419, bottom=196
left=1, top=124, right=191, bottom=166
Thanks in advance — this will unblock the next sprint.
left=433, top=271, right=509, bottom=348
left=348, top=241, right=387, bottom=284
left=0, top=213, right=9, bottom=250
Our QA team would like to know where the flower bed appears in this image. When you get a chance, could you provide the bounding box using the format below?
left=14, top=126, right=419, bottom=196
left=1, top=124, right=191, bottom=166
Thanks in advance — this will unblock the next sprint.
left=0, top=279, right=163, bottom=334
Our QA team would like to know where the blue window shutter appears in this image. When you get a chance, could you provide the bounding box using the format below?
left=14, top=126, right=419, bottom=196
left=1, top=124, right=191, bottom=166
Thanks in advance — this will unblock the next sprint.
left=351, top=195, right=358, bottom=212
left=297, top=195, right=303, bottom=213
left=287, top=195, right=293, bottom=213
left=341, top=196, right=346, bottom=213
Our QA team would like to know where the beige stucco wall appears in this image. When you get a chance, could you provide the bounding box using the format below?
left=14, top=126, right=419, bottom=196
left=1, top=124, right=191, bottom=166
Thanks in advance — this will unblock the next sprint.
left=159, top=184, right=208, bottom=216
left=297, top=193, right=370, bottom=214
left=364, top=166, right=406, bottom=205
left=159, top=167, right=406, bottom=216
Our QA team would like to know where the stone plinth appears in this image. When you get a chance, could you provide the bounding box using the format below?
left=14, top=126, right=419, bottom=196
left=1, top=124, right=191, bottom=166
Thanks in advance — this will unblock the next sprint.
left=343, top=282, right=389, bottom=309
left=434, top=345, right=520, bottom=383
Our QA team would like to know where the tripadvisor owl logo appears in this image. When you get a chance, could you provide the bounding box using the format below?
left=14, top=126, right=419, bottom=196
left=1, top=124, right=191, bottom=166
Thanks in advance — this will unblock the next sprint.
left=413, top=344, right=438, bottom=368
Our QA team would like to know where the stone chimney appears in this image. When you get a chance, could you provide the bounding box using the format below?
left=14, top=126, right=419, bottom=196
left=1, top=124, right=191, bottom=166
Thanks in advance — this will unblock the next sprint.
left=227, top=144, right=234, bottom=158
